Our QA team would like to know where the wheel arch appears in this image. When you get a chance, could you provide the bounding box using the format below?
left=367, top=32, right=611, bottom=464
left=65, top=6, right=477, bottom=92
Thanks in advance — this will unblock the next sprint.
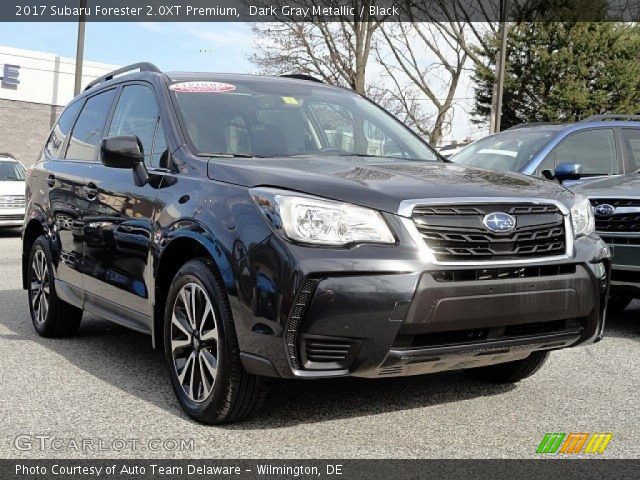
left=152, top=226, right=235, bottom=349
left=22, top=218, right=46, bottom=290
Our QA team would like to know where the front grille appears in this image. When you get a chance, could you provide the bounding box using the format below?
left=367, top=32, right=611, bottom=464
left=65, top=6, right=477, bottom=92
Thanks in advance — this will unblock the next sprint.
left=0, top=195, right=25, bottom=208
left=432, top=264, right=577, bottom=282
left=591, top=198, right=640, bottom=233
left=394, top=319, right=582, bottom=349
left=0, top=214, right=24, bottom=221
left=412, top=203, right=566, bottom=262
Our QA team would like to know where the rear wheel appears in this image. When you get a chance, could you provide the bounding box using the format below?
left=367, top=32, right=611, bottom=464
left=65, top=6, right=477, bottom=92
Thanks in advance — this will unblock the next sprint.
left=465, top=351, right=549, bottom=384
left=608, top=295, right=632, bottom=315
left=27, top=236, right=82, bottom=337
left=164, top=258, right=267, bottom=424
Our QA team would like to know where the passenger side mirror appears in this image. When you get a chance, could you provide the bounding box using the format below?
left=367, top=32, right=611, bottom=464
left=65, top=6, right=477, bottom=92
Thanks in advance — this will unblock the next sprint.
left=100, top=135, right=149, bottom=186
left=553, top=162, right=582, bottom=184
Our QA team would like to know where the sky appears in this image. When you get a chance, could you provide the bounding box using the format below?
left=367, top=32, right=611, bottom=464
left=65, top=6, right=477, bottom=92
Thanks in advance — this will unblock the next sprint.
left=0, top=22, right=255, bottom=72
left=0, top=22, right=483, bottom=142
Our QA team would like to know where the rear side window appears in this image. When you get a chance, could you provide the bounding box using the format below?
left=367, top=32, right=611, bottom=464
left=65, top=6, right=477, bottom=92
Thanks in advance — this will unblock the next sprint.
left=547, top=128, right=619, bottom=175
left=45, top=101, right=82, bottom=158
left=620, top=128, right=640, bottom=171
left=66, top=89, right=117, bottom=161
left=108, top=84, right=167, bottom=167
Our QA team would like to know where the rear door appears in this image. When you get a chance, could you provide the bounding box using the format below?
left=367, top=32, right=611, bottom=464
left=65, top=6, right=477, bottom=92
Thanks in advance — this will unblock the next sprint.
left=81, top=82, right=167, bottom=331
left=58, top=88, right=118, bottom=300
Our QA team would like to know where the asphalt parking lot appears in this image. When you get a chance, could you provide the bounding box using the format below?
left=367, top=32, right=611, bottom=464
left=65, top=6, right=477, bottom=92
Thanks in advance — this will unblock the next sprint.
left=0, top=229, right=638, bottom=459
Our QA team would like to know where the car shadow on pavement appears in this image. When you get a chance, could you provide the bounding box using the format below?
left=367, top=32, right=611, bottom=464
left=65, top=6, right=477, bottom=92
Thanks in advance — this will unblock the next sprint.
left=4, top=288, right=634, bottom=428
left=603, top=300, right=640, bottom=341
left=0, top=228, right=21, bottom=238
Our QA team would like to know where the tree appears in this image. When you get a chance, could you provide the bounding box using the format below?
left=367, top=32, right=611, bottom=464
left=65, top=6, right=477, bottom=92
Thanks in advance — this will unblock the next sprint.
left=250, top=2, right=381, bottom=94
left=472, top=22, right=640, bottom=129
left=250, top=1, right=481, bottom=144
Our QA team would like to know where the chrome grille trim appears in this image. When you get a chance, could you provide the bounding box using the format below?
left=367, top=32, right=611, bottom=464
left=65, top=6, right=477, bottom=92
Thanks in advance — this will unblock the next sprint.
left=398, top=197, right=574, bottom=267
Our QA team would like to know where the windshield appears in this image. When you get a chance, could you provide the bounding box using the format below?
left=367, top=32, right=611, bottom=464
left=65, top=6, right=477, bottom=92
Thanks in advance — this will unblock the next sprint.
left=170, top=79, right=437, bottom=162
left=450, top=129, right=557, bottom=172
left=0, top=161, right=25, bottom=181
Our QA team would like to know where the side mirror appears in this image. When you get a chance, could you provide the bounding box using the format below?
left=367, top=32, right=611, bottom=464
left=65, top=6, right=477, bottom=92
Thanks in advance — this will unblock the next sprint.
left=554, top=162, right=582, bottom=184
left=100, top=135, right=148, bottom=186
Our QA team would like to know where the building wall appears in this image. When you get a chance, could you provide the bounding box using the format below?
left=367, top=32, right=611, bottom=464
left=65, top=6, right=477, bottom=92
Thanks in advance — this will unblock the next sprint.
left=0, top=45, right=119, bottom=166
left=0, top=98, right=61, bottom=166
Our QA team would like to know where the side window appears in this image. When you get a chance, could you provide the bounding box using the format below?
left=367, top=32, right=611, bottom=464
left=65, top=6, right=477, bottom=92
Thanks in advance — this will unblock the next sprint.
left=108, top=85, right=167, bottom=167
left=546, top=129, right=619, bottom=175
left=66, top=89, right=117, bottom=161
left=45, top=101, right=82, bottom=158
left=620, top=128, right=640, bottom=172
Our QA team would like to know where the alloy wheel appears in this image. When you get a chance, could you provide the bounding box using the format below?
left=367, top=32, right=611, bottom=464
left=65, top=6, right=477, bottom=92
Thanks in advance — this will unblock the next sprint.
left=30, top=249, right=50, bottom=324
left=170, top=282, right=220, bottom=403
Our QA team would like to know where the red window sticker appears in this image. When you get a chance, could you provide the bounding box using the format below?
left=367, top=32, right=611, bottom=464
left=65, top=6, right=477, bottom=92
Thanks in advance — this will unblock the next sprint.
left=169, top=81, right=236, bottom=93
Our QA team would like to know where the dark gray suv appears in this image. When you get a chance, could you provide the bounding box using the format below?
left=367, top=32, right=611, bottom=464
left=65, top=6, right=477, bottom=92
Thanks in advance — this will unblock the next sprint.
left=22, top=63, right=611, bottom=423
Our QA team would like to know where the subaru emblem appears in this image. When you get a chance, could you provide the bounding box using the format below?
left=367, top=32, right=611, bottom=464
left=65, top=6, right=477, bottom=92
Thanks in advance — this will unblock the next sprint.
left=483, top=212, right=517, bottom=233
left=594, top=204, right=615, bottom=217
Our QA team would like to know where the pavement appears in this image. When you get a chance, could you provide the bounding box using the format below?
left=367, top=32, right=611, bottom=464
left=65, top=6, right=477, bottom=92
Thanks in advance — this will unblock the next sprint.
left=0, top=228, right=638, bottom=459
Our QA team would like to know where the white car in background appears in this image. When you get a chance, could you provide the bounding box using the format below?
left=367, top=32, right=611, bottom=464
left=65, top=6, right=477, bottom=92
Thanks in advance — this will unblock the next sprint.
left=0, top=154, right=26, bottom=228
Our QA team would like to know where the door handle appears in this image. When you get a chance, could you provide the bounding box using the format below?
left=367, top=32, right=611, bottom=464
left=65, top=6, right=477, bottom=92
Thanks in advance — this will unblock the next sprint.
left=84, top=183, right=98, bottom=201
left=47, top=174, right=55, bottom=188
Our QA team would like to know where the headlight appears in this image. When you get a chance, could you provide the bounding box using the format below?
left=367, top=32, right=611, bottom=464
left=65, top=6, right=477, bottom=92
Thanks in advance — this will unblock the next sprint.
left=570, top=195, right=595, bottom=237
left=250, top=188, right=395, bottom=246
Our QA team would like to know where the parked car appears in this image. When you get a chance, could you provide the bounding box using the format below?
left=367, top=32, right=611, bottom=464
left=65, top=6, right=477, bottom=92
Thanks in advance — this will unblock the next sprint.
left=450, top=116, right=640, bottom=185
left=573, top=175, right=640, bottom=313
left=0, top=153, right=26, bottom=228
left=22, top=63, right=610, bottom=424
left=437, top=141, right=471, bottom=159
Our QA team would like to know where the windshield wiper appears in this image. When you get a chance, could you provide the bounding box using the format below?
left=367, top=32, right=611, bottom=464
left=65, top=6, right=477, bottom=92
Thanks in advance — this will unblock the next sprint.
left=196, top=152, right=269, bottom=159
left=335, top=153, right=436, bottom=162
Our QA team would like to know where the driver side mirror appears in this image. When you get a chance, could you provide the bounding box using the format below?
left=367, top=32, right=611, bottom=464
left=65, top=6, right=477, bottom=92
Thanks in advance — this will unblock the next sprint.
left=100, top=135, right=149, bottom=186
left=554, top=162, right=582, bottom=184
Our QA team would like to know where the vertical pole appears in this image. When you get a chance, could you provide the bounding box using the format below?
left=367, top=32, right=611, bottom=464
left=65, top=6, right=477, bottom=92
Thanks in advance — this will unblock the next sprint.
left=490, top=0, right=509, bottom=133
left=73, top=0, right=87, bottom=96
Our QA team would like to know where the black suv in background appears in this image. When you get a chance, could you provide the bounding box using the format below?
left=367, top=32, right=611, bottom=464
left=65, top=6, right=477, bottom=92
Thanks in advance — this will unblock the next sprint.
left=23, top=63, right=610, bottom=424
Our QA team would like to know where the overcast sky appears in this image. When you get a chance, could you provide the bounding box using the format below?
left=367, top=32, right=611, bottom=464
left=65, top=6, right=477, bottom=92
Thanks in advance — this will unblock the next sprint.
left=0, top=22, right=486, bottom=143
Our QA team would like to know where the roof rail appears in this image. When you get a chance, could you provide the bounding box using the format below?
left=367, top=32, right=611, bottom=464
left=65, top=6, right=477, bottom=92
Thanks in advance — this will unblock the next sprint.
left=84, top=62, right=162, bottom=91
left=0, top=152, right=16, bottom=159
left=279, top=73, right=324, bottom=83
left=506, top=122, right=562, bottom=130
left=580, top=114, right=640, bottom=122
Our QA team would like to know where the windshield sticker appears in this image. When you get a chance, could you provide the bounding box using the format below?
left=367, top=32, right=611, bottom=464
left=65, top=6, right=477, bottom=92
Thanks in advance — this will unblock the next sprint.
left=170, top=81, right=236, bottom=93
left=281, top=96, right=299, bottom=105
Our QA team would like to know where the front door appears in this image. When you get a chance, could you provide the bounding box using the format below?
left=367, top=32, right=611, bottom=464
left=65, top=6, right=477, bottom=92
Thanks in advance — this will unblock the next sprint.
left=81, top=83, right=168, bottom=331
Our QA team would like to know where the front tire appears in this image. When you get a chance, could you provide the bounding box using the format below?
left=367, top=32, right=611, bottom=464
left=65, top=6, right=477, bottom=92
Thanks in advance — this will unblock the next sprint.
left=27, top=236, right=82, bottom=337
left=465, top=351, right=549, bottom=384
left=164, top=258, right=267, bottom=424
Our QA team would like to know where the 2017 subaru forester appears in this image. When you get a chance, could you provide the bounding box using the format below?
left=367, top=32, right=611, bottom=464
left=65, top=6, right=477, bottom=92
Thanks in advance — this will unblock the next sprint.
left=23, top=63, right=610, bottom=423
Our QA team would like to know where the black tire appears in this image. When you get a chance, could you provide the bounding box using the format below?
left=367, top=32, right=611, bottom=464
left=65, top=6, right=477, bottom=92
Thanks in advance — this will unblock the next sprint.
left=27, top=236, right=82, bottom=337
left=608, top=295, right=632, bottom=315
left=164, top=258, right=267, bottom=424
left=465, top=351, right=549, bottom=384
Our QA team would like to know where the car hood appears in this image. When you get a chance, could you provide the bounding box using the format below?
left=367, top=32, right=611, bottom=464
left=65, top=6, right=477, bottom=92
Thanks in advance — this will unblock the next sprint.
left=572, top=174, right=640, bottom=198
left=0, top=181, right=25, bottom=196
left=207, top=157, right=575, bottom=215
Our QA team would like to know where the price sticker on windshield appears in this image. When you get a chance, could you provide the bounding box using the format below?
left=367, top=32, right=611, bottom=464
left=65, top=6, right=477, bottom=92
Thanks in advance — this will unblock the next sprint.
left=169, top=81, right=236, bottom=93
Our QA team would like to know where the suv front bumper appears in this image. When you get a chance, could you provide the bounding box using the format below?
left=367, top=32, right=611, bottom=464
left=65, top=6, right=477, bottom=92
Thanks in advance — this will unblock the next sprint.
left=236, top=235, right=610, bottom=380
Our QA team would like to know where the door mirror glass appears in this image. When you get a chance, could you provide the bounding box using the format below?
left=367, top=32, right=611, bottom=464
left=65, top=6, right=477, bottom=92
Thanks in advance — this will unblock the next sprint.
left=100, top=135, right=144, bottom=169
left=554, top=162, right=582, bottom=183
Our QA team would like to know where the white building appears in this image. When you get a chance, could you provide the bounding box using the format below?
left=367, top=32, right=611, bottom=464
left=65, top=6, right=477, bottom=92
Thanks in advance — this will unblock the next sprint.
left=0, top=45, right=119, bottom=166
